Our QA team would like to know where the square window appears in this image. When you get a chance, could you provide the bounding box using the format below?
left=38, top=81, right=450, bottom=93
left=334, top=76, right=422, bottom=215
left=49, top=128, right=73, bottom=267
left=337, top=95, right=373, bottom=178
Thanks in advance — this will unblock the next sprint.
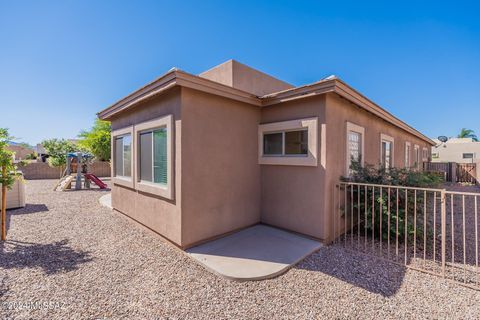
left=258, top=117, right=318, bottom=166
left=134, top=115, right=173, bottom=199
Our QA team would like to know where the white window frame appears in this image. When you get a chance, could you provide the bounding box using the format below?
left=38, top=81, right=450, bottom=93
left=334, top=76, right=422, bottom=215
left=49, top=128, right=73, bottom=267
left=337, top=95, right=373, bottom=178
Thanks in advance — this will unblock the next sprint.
left=345, top=122, right=365, bottom=175
left=134, top=115, right=173, bottom=199
left=111, top=126, right=134, bottom=189
left=405, top=142, right=411, bottom=168
left=380, top=133, right=394, bottom=169
left=258, top=117, right=318, bottom=166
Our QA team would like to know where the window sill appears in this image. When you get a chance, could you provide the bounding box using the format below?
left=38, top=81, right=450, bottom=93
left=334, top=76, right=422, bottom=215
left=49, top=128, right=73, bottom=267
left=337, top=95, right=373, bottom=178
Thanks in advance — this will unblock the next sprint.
left=136, top=180, right=173, bottom=200
left=259, top=155, right=317, bottom=166
left=113, top=176, right=134, bottom=189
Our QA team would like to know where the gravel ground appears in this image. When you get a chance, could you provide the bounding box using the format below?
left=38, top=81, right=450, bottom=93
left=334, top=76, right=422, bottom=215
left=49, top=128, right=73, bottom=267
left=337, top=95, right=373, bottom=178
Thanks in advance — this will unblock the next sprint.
left=1, top=180, right=479, bottom=319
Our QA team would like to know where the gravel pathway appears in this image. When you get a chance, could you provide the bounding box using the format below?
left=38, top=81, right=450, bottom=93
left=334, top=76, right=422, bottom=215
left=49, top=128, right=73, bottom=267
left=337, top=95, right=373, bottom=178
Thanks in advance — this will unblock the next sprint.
left=1, top=180, right=479, bottom=319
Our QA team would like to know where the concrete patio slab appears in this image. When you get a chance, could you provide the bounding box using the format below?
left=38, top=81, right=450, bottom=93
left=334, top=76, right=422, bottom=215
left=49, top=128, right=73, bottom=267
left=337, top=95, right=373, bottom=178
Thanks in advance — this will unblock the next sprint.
left=186, top=224, right=322, bottom=281
left=99, top=193, right=112, bottom=210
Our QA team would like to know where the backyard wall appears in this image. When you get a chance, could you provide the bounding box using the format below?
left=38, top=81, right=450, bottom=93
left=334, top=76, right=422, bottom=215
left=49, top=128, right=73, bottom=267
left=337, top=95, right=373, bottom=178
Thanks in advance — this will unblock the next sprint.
left=18, top=161, right=111, bottom=180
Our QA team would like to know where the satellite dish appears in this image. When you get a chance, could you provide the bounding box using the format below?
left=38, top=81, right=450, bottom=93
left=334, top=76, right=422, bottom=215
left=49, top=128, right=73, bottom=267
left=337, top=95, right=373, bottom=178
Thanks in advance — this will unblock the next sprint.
left=438, top=136, right=448, bottom=143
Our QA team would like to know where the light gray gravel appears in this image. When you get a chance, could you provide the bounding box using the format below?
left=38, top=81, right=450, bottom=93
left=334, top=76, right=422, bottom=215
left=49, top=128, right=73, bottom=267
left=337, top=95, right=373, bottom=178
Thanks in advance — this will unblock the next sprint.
left=1, top=180, right=479, bottom=319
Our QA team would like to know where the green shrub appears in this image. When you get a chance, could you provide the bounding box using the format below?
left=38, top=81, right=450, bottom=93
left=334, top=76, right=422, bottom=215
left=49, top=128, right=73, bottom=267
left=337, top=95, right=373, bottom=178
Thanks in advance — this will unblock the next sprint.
left=341, top=159, right=443, bottom=243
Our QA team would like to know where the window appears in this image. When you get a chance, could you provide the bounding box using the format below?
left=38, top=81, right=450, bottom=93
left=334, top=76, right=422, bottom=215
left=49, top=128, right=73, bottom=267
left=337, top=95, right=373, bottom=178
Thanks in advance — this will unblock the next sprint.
left=422, top=147, right=429, bottom=161
left=263, top=130, right=308, bottom=156
left=463, top=153, right=474, bottom=159
left=134, top=115, right=173, bottom=199
left=112, top=126, right=134, bottom=188
left=405, top=142, right=411, bottom=168
left=259, top=117, right=318, bottom=166
left=346, top=122, right=365, bottom=175
left=380, top=134, right=394, bottom=169
left=139, top=129, right=168, bottom=185
left=114, top=135, right=132, bottom=178
left=432, top=152, right=439, bottom=159
left=414, top=145, right=420, bottom=169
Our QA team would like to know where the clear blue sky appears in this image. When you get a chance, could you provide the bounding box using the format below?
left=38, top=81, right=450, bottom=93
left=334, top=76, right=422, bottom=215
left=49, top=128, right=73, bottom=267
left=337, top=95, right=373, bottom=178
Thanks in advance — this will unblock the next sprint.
left=1, top=1, right=479, bottom=145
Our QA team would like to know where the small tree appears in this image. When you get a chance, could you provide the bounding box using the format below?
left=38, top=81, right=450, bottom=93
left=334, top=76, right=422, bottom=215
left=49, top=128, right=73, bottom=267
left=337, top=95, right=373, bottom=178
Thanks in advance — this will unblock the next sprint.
left=78, top=119, right=111, bottom=161
left=0, top=128, right=20, bottom=240
left=41, top=139, right=77, bottom=176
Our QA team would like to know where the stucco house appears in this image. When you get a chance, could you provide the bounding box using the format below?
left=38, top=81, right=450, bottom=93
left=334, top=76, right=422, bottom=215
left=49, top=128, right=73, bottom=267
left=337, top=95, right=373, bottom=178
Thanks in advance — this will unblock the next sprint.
left=98, top=59, right=434, bottom=249
left=431, top=137, right=480, bottom=163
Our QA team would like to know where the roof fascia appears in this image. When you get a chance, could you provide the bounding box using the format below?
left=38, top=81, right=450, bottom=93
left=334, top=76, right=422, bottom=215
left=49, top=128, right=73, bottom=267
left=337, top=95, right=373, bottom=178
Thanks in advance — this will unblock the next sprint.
left=98, top=70, right=261, bottom=120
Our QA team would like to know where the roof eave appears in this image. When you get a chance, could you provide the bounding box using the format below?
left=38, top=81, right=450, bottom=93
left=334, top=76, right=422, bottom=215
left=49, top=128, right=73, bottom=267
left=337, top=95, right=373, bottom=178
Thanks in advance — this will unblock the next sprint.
left=98, top=70, right=261, bottom=120
left=260, top=78, right=434, bottom=146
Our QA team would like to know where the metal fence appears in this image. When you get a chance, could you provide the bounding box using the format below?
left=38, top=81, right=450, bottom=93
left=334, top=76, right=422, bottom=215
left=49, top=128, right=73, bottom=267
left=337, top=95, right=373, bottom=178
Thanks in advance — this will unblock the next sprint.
left=334, top=181, right=480, bottom=290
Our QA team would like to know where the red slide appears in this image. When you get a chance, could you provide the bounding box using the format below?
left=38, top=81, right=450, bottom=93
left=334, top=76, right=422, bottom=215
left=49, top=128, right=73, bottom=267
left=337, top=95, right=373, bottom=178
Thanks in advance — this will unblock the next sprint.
left=84, top=174, right=108, bottom=189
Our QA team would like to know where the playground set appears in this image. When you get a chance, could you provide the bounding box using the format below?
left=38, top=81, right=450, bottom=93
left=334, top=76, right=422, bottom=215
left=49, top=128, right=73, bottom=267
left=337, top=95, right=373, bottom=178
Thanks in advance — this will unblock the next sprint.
left=54, top=152, right=107, bottom=191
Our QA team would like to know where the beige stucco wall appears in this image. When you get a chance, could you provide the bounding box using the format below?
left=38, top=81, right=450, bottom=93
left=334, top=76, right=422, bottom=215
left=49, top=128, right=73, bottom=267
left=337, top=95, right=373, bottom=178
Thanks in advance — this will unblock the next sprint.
left=324, top=93, right=432, bottom=242
left=199, top=60, right=293, bottom=96
left=107, top=85, right=433, bottom=248
left=180, top=88, right=262, bottom=247
left=431, top=139, right=480, bottom=163
left=260, top=95, right=327, bottom=240
left=110, top=88, right=183, bottom=245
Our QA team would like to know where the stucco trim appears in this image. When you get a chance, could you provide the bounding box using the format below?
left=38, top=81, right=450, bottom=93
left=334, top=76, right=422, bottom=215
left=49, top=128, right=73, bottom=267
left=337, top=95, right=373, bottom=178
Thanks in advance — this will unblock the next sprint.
left=133, top=115, right=174, bottom=200
left=111, top=126, right=135, bottom=189
left=258, top=117, right=318, bottom=166
left=346, top=121, right=365, bottom=175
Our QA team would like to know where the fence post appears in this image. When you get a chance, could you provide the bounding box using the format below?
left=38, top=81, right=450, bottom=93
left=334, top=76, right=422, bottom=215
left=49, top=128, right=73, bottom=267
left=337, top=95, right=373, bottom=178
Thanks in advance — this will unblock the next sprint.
left=441, top=189, right=447, bottom=278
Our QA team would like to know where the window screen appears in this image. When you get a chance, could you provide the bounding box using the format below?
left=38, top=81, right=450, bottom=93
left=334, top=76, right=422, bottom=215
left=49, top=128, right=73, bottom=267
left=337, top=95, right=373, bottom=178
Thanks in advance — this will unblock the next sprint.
left=153, top=129, right=168, bottom=185
left=381, top=140, right=392, bottom=169
left=140, top=132, right=153, bottom=182
left=264, top=133, right=283, bottom=155
left=115, top=135, right=131, bottom=177
left=115, top=137, right=123, bottom=177
left=139, top=128, right=168, bottom=185
left=405, top=145, right=411, bottom=167
left=285, top=130, right=308, bottom=155
left=348, top=131, right=361, bottom=162
left=123, top=135, right=131, bottom=177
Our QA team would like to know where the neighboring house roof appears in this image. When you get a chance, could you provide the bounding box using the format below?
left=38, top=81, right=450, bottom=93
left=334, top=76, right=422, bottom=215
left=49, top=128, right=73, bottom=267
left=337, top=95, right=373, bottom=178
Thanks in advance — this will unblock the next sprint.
left=433, top=137, right=476, bottom=144
left=98, top=60, right=435, bottom=146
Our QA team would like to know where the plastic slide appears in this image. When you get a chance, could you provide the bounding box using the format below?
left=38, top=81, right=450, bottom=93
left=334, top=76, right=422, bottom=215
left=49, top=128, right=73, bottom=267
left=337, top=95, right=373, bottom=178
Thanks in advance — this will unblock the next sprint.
left=84, top=174, right=108, bottom=189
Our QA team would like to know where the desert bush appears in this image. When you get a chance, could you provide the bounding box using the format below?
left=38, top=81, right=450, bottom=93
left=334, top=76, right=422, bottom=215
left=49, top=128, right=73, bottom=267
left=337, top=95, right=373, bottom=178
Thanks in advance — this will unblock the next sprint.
left=341, top=159, right=443, bottom=243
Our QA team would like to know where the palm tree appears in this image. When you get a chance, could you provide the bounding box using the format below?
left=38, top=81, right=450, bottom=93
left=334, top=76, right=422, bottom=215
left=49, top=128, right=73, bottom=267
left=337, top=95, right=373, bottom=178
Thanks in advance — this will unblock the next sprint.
left=457, top=128, right=478, bottom=141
